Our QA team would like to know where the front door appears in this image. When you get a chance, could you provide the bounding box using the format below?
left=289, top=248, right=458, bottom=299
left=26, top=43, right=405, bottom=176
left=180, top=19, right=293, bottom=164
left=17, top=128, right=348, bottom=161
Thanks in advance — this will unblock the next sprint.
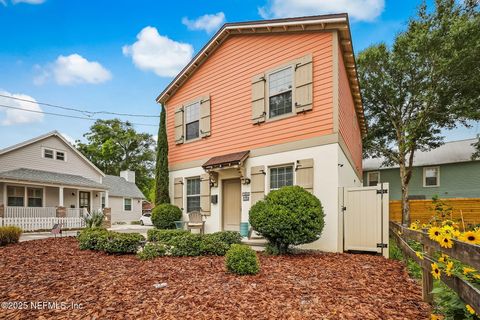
left=222, top=179, right=241, bottom=231
left=79, top=191, right=91, bottom=213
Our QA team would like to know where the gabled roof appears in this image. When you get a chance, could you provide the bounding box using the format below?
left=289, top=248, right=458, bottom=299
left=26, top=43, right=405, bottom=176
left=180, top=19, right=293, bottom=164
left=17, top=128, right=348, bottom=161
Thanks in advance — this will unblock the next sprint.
left=156, top=13, right=366, bottom=134
left=202, top=150, right=250, bottom=169
left=102, top=175, right=145, bottom=199
left=0, top=168, right=107, bottom=190
left=363, top=138, right=479, bottom=171
left=0, top=130, right=105, bottom=177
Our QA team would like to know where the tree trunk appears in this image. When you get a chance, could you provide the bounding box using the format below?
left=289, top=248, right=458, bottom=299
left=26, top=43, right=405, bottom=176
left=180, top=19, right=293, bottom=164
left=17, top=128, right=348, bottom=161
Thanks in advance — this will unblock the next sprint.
left=399, top=160, right=411, bottom=226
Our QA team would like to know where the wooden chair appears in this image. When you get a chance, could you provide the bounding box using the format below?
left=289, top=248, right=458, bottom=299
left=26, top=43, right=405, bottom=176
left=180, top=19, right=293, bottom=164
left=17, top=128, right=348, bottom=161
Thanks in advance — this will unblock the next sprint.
left=187, top=211, right=205, bottom=235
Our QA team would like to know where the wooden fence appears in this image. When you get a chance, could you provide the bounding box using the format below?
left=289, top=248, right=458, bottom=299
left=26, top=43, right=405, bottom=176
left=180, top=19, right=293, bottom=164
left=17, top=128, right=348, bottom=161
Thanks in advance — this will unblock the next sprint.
left=0, top=217, right=85, bottom=231
left=390, top=222, right=480, bottom=312
left=390, top=198, right=480, bottom=225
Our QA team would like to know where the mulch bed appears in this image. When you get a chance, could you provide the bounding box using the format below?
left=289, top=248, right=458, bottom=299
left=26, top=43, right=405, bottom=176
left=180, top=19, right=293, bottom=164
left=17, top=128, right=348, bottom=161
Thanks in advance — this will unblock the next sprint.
left=0, top=238, right=430, bottom=319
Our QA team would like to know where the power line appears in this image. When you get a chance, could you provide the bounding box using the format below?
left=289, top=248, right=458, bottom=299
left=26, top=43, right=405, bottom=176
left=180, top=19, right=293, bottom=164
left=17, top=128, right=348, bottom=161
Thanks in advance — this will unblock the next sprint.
left=0, top=94, right=160, bottom=118
left=0, top=104, right=158, bottom=127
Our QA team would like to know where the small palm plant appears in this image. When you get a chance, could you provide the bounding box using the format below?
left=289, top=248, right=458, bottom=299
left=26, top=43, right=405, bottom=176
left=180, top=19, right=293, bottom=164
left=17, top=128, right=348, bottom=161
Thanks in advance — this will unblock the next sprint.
left=83, top=210, right=105, bottom=229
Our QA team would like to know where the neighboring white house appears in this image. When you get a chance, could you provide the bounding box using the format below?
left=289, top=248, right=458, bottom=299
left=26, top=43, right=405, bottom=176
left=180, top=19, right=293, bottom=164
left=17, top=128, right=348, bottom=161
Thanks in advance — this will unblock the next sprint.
left=101, top=172, right=144, bottom=224
left=0, top=131, right=144, bottom=226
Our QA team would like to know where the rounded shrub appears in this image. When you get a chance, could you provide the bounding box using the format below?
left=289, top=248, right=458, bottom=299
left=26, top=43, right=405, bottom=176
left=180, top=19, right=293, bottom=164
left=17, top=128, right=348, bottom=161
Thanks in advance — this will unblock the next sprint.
left=151, top=204, right=182, bottom=229
left=225, top=244, right=260, bottom=275
left=77, top=228, right=109, bottom=250
left=100, top=232, right=145, bottom=254
left=200, top=233, right=231, bottom=256
left=249, top=185, right=324, bottom=254
left=147, top=229, right=189, bottom=243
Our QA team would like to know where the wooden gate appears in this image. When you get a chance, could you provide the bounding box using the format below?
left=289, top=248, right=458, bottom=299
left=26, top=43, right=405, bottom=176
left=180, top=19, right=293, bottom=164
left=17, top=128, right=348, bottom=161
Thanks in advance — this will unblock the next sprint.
left=343, top=183, right=389, bottom=258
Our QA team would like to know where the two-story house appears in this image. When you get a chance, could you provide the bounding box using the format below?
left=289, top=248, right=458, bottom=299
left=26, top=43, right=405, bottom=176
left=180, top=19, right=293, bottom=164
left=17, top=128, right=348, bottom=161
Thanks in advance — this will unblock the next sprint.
left=156, top=14, right=366, bottom=252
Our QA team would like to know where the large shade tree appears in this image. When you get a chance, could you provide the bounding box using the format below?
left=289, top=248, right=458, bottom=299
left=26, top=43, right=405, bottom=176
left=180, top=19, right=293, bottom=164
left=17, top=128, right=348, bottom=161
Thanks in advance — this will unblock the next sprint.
left=76, top=119, right=156, bottom=198
left=358, top=0, right=480, bottom=225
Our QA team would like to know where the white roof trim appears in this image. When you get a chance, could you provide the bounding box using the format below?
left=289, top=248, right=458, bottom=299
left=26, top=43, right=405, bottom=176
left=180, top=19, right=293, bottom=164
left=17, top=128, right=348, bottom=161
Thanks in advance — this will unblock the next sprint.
left=0, top=131, right=105, bottom=177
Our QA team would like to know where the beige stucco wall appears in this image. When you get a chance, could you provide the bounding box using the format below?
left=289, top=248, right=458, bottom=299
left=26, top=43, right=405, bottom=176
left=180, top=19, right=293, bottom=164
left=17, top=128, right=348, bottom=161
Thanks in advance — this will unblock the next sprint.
left=0, top=135, right=103, bottom=183
left=109, top=196, right=142, bottom=223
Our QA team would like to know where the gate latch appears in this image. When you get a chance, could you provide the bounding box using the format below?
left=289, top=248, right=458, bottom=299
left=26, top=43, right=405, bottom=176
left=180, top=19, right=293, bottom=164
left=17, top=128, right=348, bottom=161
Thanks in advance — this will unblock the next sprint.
left=376, top=243, right=388, bottom=248
left=376, top=189, right=388, bottom=194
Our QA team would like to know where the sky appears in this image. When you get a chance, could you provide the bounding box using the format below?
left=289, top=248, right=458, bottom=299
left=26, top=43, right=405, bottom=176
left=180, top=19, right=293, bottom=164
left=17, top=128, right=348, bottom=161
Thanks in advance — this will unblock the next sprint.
left=0, top=0, right=478, bottom=148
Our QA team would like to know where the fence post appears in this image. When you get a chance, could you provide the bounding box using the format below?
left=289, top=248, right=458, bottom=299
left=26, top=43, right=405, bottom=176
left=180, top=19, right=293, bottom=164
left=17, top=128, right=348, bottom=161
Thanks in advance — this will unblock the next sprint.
left=422, top=244, right=434, bottom=303
left=0, top=204, right=4, bottom=226
left=102, top=207, right=111, bottom=228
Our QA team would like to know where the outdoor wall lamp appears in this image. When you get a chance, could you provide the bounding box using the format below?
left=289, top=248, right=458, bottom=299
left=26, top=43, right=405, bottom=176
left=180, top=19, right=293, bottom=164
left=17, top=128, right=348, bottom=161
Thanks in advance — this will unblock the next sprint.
left=241, top=178, right=251, bottom=185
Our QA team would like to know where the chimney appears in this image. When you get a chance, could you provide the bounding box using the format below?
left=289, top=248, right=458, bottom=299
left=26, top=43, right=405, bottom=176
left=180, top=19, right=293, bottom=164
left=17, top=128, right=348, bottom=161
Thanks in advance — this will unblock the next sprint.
left=120, top=170, right=135, bottom=183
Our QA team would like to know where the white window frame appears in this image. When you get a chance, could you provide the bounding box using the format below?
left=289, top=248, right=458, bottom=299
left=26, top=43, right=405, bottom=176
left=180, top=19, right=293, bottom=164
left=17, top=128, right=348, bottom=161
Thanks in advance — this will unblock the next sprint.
left=26, top=187, right=44, bottom=208
left=42, top=147, right=67, bottom=162
left=6, top=185, right=25, bottom=207
left=124, top=198, right=132, bottom=211
left=269, top=164, right=295, bottom=191
left=367, top=171, right=380, bottom=186
left=184, top=101, right=201, bottom=142
left=186, top=177, right=201, bottom=213
left=266, top=65, right=295, bottom=120
left=423, top=166, right=440, bottom=187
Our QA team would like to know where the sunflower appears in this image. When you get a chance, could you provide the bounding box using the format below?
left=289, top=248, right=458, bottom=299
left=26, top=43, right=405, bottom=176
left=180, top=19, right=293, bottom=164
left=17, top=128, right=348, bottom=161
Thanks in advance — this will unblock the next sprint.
left=409, top=223, right=419, bottom=231
left=441, top=225, right=454, bottom=237
left=428, top=227, right=443, bottom=241
left=431, top=263, right=441, bottom=280
left=445, top=261, right=454, bottom=276
left=439, top=236, right=453, bottom=249
left=415, top=251, right=424, bottom=260
left=452, top=230, right=461, bottom=238
left=430, top=314, right=444, bottom=320
left=438, top=253, right=449, bottom=263
left=466, top=304, right=476, bottom=315
left=463, top=267, right=476, bottom=275
left=459, top=231, right=480, bottom=245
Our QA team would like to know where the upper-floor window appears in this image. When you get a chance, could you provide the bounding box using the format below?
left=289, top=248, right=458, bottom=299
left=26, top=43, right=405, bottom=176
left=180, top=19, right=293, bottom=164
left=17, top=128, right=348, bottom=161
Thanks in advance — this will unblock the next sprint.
left=424, top=166, right=440, bottom=187
left=124, top=198, right=132, bottom=211
left=44, top=149, right=54, bottom=159
left=56, top=151, right=65, bottom=161
left=185, top=102, right=200, bottom=141
left=367, top=171, right=380, bottom=186
left=268, top=67, right=293, bottom=118
left=7, top=186, right=24, bottom=207
left=186, top=177, right=201, bottom=212
left=43, top=148, right=66, bottom=161
left=270, top=165, right=294, bottom=190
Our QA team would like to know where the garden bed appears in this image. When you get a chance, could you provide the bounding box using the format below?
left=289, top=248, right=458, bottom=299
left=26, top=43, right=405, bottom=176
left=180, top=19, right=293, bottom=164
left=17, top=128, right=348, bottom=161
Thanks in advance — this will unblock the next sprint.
left=0, top=238, right=429, bottom=319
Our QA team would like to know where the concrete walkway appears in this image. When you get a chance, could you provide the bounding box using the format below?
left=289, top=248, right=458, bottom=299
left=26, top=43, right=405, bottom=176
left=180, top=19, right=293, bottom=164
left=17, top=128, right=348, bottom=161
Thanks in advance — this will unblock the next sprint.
left=19, top=224, right=154, bottom=242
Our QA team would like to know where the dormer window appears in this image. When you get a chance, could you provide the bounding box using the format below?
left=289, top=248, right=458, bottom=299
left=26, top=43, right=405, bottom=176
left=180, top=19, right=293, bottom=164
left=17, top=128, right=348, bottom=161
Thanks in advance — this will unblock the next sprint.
left=44, top=149, right=54, bottom=159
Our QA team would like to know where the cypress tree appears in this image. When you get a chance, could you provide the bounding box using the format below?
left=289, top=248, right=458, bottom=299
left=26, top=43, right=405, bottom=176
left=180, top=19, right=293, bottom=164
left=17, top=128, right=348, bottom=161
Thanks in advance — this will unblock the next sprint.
left=155, top=104, right=170, bottom=205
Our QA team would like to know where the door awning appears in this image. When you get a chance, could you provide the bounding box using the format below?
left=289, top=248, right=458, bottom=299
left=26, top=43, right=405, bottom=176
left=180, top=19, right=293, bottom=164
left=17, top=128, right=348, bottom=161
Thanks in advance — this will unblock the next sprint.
left=202, top=150, right=250, bottom=170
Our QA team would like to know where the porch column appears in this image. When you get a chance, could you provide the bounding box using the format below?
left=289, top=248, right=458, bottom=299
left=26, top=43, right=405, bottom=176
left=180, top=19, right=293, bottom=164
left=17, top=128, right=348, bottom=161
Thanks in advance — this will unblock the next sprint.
left=58, top=186, right=64, bottom=207
left=104, top=190, right=109, bottom=208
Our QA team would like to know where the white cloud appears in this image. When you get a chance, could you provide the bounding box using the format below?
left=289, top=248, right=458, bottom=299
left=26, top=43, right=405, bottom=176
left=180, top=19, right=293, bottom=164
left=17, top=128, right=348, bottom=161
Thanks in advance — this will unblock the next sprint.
left=122, top=26, right=194, bottom=77
left=0, top=90, right=43, bottom=125
left=34, top=54, right=112, bottom=86
left=0, top=0, right=7, bottom=6
left=259, top=0, right=385, bottom=22
left=12, top=0, right=45, bottom=4
left=182, top=12, right=225, bottom=33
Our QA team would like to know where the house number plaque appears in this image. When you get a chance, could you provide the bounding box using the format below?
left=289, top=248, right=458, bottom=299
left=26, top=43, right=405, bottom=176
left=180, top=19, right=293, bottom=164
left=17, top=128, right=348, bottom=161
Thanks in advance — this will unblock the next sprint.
left=242, top=192, right=250, bottom=201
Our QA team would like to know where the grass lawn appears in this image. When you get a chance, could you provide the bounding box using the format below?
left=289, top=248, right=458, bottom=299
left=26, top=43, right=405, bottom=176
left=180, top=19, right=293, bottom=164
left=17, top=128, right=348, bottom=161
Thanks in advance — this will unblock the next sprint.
left=0, top=238, right=430, bottom=319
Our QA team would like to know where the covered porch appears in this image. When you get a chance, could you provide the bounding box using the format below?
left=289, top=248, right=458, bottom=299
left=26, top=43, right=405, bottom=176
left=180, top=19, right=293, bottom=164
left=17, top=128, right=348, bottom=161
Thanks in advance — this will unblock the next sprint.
left=0, top=168, right=111, bottom=230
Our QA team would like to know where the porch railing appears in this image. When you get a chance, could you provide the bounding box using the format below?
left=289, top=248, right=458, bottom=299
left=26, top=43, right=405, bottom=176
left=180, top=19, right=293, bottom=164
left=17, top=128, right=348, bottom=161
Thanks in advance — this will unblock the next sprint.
left=1, top=217, right=85, bottom=231
left=5, top=207, right=57, bottom=218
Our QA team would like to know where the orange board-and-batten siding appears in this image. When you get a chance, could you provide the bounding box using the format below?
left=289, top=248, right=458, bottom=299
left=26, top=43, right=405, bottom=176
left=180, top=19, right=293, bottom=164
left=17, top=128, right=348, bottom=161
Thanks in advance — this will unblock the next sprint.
left=338, top=45, right=363, bottom=175
left=166, top=32, right=334, bottom=166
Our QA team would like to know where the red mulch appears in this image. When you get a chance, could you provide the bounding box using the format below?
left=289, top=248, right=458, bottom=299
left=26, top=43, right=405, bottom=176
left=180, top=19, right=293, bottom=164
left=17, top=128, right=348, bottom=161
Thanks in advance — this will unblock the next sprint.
left=0, top=238, right=430, bottom=319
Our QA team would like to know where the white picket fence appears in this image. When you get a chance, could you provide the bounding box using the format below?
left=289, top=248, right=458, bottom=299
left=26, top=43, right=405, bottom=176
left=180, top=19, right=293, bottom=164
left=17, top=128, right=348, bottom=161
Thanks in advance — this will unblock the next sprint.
left=0, top=217, right=85, bottom=231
